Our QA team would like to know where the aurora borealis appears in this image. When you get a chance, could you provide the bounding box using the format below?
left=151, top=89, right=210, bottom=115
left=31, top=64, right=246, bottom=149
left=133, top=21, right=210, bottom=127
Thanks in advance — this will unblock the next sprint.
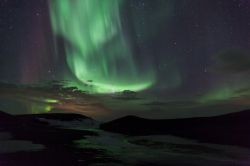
left=49, top=0, right=155, bottom=93
left=1, top=0, right=250, bottom=104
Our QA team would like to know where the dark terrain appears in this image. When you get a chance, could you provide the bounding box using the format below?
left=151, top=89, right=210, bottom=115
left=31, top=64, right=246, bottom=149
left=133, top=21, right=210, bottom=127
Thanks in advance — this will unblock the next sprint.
left=0, top=111, right=113, bottom=166
left=1, top=109, right=250, bottom=165
left=101, top=109, right=250, bottom=148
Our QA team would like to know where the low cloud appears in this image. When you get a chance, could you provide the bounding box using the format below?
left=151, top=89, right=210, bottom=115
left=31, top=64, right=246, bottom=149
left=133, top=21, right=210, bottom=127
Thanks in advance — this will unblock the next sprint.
left=213, top=49, right=250, bottom=73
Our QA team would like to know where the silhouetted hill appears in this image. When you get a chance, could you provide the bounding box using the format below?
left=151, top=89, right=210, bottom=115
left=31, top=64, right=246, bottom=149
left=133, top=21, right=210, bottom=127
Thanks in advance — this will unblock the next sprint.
left=0, top=110, right=97, bottom=141
left=100, top=109, right=250, bottom=148
left=0, top=111, right=21, bottom=126
left=0, top=111, right=15, bottom=120
left=0, top=111, right=103, bottom=166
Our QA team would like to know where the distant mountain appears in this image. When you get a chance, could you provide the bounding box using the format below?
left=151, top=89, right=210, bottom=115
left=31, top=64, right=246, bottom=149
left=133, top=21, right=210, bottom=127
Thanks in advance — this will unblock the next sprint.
left=0, top=110, right=102, bottom=166
left=100, top=109, right=250, bottom=148
left=0, top=110, right=97, bottom=143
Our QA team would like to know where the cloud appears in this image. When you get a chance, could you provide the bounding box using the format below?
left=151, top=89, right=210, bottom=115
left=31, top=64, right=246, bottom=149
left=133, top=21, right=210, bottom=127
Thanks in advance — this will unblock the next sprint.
left=213, top=49, right=250, bottom=73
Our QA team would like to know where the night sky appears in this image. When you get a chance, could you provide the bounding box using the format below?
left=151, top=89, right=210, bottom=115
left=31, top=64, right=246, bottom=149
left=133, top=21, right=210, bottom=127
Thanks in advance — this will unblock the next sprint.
left=1, top=0, right=250, bottom=103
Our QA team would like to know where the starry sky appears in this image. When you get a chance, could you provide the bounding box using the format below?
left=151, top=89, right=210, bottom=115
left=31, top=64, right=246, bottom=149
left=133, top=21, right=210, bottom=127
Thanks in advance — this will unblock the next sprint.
left=1, top=0, right=250, bottom=103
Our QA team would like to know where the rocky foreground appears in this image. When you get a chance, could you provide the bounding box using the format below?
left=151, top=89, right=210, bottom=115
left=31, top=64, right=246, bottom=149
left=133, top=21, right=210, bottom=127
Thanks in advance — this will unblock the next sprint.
left=0, top=110, right=250, bottom=166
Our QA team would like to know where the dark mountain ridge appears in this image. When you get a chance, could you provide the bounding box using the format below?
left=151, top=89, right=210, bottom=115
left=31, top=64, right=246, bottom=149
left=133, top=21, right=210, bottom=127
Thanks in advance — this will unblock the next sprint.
left=100, top=109, right=250, bottom=148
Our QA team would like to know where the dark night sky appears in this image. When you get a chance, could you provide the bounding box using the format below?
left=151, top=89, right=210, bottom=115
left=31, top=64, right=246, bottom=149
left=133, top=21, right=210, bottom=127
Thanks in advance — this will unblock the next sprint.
left=1, top=0, right=250, bottom=102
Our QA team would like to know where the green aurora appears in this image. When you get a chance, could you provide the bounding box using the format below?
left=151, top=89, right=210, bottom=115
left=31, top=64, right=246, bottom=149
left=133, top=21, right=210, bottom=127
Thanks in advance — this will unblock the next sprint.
left=49, top=0, right=155, bottom=93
